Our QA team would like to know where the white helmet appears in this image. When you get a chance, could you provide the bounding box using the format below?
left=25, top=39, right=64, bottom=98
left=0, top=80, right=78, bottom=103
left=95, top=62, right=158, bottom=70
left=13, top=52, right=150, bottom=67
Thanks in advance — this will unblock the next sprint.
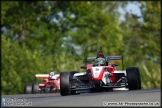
left=49, top=68, right=55, bottom=76
left=49, top=72, right=55, bottom=76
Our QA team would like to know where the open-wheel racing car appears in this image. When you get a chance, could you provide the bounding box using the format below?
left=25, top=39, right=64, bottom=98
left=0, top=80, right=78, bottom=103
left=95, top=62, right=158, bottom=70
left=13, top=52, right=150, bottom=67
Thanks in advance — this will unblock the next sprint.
left=60, top=47, right=141, bottom=96
left=24, top=69, right=60, bottom=94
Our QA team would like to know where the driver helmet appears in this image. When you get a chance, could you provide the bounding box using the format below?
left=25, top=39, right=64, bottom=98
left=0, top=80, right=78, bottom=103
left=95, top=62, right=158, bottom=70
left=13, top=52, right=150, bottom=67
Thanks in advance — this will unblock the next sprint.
left=49, top=68, right=55, bottom=76
left=95, top=58, right=106, bottom=66
left=49, top=71, right=55, bottom=77
left=97, top=53, right=104, bottom=58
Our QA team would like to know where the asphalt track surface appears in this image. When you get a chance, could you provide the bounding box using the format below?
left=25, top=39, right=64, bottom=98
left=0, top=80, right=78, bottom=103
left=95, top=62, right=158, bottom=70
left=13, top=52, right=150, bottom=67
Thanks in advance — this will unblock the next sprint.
left=1, top=88, right=161, bottom=107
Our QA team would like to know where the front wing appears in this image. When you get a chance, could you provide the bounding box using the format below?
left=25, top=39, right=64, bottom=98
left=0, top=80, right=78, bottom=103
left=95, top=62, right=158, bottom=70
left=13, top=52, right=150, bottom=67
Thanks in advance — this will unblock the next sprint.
left=70, top=71, right=128, bottom=93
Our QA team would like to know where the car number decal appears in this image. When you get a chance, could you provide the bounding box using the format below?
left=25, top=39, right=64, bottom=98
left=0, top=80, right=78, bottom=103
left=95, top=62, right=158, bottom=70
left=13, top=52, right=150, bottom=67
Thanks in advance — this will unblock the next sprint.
left=95, top=68, right=99, bottom=71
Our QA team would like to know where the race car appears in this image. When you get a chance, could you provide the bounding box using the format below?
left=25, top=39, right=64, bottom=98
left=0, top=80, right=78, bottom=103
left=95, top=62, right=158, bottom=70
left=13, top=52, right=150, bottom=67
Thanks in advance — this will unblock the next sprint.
left=60, top=47, right=141, bottom=96
left=24, top=70, right=60, bottom=94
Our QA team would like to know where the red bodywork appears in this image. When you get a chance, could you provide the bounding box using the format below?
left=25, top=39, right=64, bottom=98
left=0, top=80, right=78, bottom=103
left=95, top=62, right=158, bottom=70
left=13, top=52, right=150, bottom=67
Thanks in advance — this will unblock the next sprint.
left=85, top=50, right=117, bottom=83
left=86, top=63, right=116, bottom=83
left=35, top=75, right=60, bottom=90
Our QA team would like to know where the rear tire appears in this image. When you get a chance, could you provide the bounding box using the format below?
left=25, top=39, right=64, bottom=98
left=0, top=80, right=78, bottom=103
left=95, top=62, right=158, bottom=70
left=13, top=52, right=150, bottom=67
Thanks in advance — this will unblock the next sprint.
left=126, top=67, right=141, bottom=90
left=136, top=67, right=141, bottom=89
left=24, top=84, right=32, bottom=94
left=60, top=72, right=70, bottom=96
left=32, top=82, right=39, bottom=94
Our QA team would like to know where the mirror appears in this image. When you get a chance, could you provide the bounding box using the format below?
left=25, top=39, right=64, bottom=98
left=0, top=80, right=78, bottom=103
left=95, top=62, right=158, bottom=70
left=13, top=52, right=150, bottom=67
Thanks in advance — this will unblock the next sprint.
left=80, top=66, right=86, bottom=69
left=112, top=64, right=118, bottom=67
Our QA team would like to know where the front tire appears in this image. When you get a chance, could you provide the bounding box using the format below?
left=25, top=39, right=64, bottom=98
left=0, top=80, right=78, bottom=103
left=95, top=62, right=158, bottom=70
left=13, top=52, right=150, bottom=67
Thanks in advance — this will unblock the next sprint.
left=126, top=67, right=141, bottom=90
left=24, top=84, right=32, bottom=94
left=60, top=72, right=70, bottom=96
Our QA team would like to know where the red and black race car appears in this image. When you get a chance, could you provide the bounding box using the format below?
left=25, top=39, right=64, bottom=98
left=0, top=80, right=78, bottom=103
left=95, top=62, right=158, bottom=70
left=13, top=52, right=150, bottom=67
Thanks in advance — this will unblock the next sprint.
left=24, top=72, right=60, bottom=94
left=60, top=47, right=141, bottom=96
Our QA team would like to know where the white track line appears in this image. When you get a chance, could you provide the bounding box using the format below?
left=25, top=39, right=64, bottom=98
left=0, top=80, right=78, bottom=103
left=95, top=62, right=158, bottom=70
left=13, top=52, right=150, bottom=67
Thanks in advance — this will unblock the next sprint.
left=113, top=88, right=128, bottom=90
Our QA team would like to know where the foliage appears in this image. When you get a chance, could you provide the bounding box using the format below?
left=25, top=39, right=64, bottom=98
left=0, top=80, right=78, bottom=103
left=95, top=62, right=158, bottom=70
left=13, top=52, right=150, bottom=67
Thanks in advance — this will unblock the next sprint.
left=138, top=60, right=161, bottom=89
left=1, top=35, right=53, bottom=94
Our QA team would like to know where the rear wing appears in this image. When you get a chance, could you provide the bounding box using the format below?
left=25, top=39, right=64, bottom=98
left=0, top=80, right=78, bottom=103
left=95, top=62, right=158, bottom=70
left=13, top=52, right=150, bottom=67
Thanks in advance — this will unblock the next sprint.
left=35, top=74, right=49, bottom=82
left=105, top=55, right=123, bottom=60
left=34, top=74, right=60, bottom=81
left=86, top=57, right=96, bottom=62
left=86, top=55, right=124, bottom=70
left=106, top=55, right=124, bottom=70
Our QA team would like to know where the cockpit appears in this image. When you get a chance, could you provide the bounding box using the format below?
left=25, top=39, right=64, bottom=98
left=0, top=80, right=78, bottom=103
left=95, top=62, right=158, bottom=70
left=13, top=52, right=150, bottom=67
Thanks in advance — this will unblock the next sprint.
left=94, top=58, right=106, bottom=66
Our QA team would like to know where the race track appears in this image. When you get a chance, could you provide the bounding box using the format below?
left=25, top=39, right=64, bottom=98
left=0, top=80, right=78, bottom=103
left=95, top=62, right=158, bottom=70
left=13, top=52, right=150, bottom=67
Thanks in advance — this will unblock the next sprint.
left=1, top=88, right=161, bottom=107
